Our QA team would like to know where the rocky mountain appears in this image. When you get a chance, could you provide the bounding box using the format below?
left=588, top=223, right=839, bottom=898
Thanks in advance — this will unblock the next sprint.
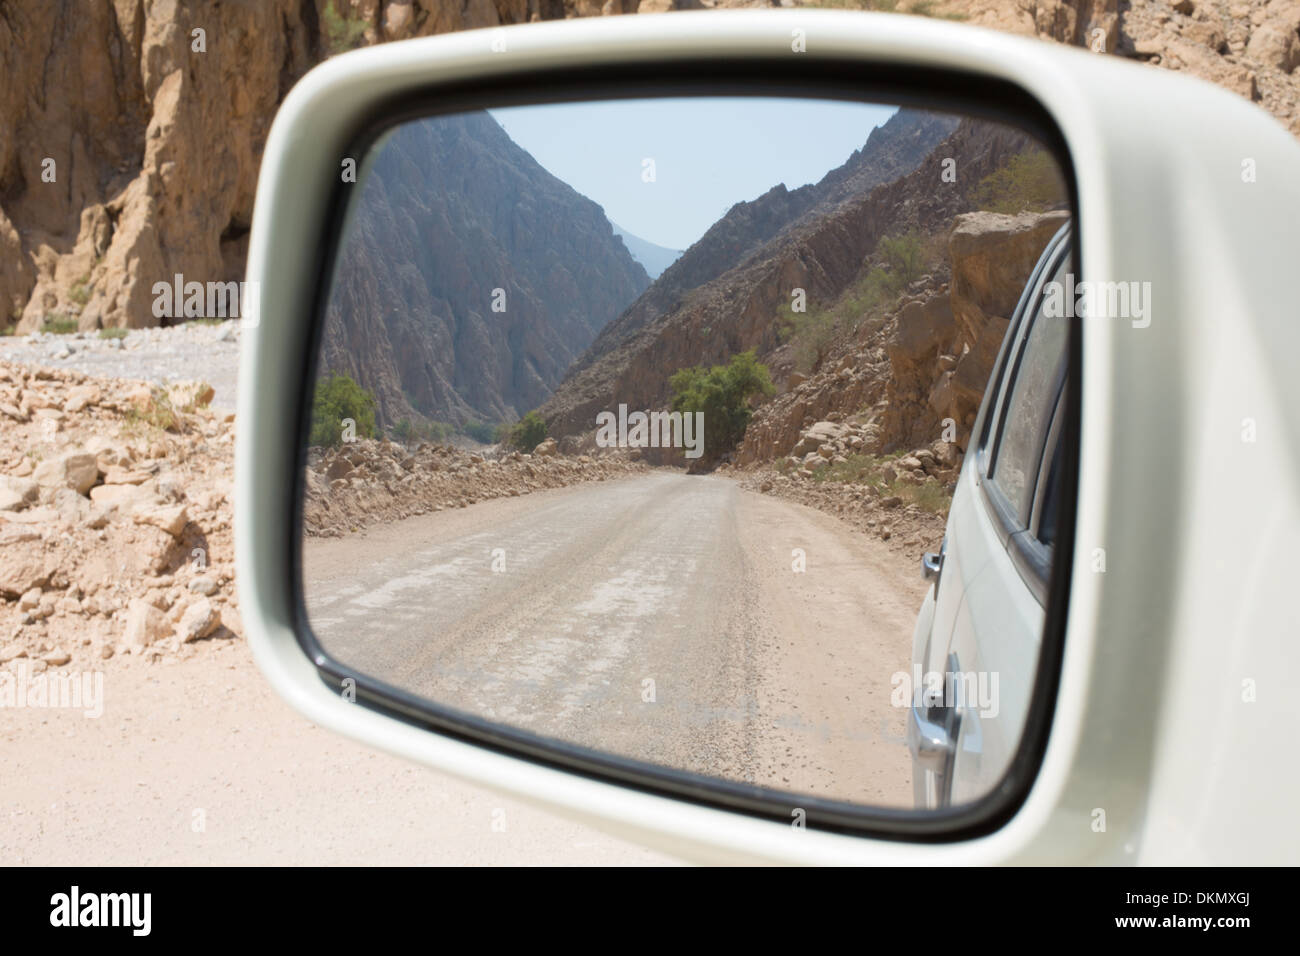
left=611, top=224, right=683, bottom=279
left=0, top=0, right=1295, bottom=337
left=735, top=208, right=1069, bottom=465
left=318, top=112, right=649, bottom=428
left=537, top=107, right=961, bottom=437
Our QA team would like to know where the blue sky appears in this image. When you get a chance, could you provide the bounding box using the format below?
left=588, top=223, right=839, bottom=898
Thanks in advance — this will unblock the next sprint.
left=490, top=97, right=897, bottom=251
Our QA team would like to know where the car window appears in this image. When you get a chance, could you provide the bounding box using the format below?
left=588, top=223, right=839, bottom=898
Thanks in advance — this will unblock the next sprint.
left=989, top=260, right=1070, bottom=524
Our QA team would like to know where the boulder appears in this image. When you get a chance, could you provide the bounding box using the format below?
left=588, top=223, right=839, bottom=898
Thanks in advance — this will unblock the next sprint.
left=132, top=502, right=189, bottom=538
left=1247, top=23, right=1300, bottom=74
left=0, top=533, right=50, bottom=598
left=949, top=211, right=1071, bottom=346
left=324, top=458, right=353, bottom=481
left=90, top=483, right=147, bottom=506
left=33, top=451, right=100, bottom=496
left=63, top=384, right=102, bottom=412
left=122, top=598, right=169, bottom=651
left=176, top=596, right=220, bottom=643
left=0, top=475, right=38, bottom=511
left=888, top=294, right=956, bottom=366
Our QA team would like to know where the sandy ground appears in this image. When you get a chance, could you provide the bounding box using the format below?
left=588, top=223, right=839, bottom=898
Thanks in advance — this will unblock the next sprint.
left=0, top=636, right=677, bottom=865
left=304, top=472, right=927, bottom=807
left=2, top=471, right=925, bottom=863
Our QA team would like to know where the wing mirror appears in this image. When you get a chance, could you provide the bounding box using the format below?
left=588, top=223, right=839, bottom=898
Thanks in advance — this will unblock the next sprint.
left=236, top=11, right=1300, bottom=865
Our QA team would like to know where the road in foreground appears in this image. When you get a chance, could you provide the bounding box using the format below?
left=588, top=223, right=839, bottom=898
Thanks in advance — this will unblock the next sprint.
left=304, top=472, right=927, bottom=807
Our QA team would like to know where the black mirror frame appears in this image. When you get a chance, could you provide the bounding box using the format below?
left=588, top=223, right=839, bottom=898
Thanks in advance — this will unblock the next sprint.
left=286, top=55, right=1083, bottom=842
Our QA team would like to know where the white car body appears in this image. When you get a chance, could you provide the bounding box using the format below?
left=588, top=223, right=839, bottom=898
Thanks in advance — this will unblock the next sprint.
left=237, top=10, right=1300, bottom=864
left=910, top=225, right=1069, bottom=810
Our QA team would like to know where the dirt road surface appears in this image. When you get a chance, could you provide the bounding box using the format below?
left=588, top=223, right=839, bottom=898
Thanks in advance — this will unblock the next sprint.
left=304, top=472, right=926, bottom=806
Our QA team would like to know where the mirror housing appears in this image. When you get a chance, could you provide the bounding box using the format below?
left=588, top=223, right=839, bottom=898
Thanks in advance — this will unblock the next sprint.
left=238, top=11, right=1300, bottom=864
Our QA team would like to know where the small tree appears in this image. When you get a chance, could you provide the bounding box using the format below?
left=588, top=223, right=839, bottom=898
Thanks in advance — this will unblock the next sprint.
left=878, top=230, right=926, bottom=289
left=391, top=418, right=415, bottom=443
left=970, top=149, right=1066, bottom=213
left=309, top=372, right=377, bottom=447
left=502, top=410, right=548, bottom=451
left=461, top=419, right=498, bottom=444
left=669, top=350, right=774, bottom=466
left=778, top=304, right=838, bottom=373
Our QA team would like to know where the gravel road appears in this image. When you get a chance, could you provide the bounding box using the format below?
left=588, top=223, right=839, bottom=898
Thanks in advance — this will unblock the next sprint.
left=0, top=321, right=242, bottom=410
left=304, top=472, right=927, bottom=805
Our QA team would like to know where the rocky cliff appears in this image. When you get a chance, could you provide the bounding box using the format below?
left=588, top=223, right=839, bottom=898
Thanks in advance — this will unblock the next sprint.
left=317, top=112, right=649, bottom=428
left=1, top=0, right=1295, bottom=338
left=0, top=0, right=703, bottom=336
left=536, top=108, right=961, bottom=437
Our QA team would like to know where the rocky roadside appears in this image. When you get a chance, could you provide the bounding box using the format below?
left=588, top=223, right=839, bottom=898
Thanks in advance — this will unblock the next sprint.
left=725, top=414, right=955, bottom=561
left=0, top=365, right=656, bottom=677
left=303, top=437, right=650, bottom=537
left=0, top=361, right=238, bottom=675
left=0, top=320, right=242, bottom=411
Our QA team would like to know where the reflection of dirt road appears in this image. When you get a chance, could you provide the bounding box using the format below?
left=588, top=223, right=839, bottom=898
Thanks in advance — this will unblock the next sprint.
left=305, top=472, right=927, bottom=806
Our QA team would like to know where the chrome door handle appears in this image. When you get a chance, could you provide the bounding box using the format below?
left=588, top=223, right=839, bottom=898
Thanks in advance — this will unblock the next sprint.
left=921, top=535, right=947, bottom=583
left=907, top=705, right=955, bottom=773
left=921, top=551, right=943, bottom=581
left=907, top=650, right=962, bottom=808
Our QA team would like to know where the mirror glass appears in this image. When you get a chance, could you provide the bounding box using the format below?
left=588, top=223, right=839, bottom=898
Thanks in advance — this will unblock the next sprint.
left=300, top=95, right=1072, bottom=812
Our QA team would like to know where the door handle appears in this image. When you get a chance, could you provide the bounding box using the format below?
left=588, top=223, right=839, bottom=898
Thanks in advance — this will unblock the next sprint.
left=907, top=705, right=954, bottom=773
left=921, top=535, right=947, bottom=583
left=907, top=650, right=962, bottom=807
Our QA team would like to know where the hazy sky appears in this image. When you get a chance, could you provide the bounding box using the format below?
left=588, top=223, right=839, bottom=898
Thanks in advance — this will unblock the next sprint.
left=490, top=97, right=897, bottom=251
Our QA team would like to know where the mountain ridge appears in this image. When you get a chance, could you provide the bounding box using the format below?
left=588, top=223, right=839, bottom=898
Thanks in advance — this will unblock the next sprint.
left=319, top=112, right=650, bottom=429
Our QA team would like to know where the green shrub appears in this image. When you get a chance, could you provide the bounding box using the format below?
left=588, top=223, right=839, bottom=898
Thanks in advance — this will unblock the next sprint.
left=778, top=303, right=838, bottom=373
left=98, top=327, right=129, bottom=340
left=309, top=372, right=377, bottom=447
left=322, top=0, right=368, bottom=54
left=970, top=149, right=1067, bottom=214
left=779, top=229, right=934, bottom=371
left=501, top=410, right=548, bottom=451
left=811, top=451, right=953, bottom=515
left=424, top=420, right=453, bottom=444
left=125, top=386, right=179, bottom=434
left=878, top=230, right=927, bottom=288
left=390, top=418, right=415, bottom=443
left=669, top=350, right=774, bottom=466
left=41, top=315, right=78, bottom=334
left=461, top=420, right=498, bottom=444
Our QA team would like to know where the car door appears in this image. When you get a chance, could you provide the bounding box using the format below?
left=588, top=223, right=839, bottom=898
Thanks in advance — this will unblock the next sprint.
left=942, top=236, right=1071, bottom=808
left=912, top=226, right=1071, bottom=809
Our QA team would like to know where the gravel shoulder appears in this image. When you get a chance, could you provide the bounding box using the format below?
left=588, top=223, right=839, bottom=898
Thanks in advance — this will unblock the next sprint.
left=0, top=321, right=242, bottom=411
